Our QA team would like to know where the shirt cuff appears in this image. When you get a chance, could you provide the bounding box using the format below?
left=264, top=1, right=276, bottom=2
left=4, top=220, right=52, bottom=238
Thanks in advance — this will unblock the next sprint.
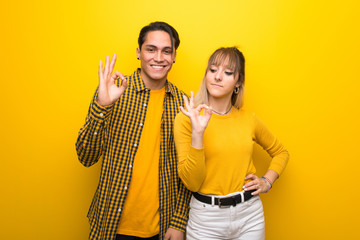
left=90, top=100, right=114, bottom=121
left=169, top=216, right=187, bottom=232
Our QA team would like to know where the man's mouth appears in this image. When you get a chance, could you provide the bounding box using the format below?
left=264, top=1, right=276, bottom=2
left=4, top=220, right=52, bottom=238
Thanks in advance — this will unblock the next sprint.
left=151, top=65, right=167, bottom=69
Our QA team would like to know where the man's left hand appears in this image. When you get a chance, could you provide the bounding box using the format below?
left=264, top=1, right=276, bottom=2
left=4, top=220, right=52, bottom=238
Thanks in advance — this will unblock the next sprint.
left=163, top=227, right=184, bottom=240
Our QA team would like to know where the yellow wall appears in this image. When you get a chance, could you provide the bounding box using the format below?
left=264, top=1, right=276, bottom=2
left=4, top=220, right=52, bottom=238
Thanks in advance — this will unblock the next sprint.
left=1, top=0, right=359, bottom=239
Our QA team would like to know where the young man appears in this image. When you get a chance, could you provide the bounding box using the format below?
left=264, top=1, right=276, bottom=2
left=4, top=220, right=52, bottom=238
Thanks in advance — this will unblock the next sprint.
left=76, top=22, right=191, bottom=240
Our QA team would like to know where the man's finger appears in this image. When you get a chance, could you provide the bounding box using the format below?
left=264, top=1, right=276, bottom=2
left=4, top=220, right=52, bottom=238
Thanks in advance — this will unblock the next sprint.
left=109, top=53, right=117, bottom=74
left=112, top=71, right=125, bottom=82
left=120, top=78, right=127, bottom=89
left=98, top=60, right=104, bottom=83
left=104, top=55, right=110, bottom=77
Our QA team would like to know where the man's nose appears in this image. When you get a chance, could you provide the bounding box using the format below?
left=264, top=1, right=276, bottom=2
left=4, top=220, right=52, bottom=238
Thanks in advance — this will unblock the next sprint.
left=154, top=51, right=163, bottom=62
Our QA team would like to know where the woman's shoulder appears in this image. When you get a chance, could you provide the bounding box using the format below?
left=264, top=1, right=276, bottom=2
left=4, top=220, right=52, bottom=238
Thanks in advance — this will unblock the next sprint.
left=235, top=107, right=256, bottom=119
left=174, top=111, right=191, bottom=125
left=174, top=111, right=192, bottom=134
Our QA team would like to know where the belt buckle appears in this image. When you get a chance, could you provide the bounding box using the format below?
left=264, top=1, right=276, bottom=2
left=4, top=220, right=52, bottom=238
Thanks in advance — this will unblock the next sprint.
left=218, top=198, right=231, bottom=208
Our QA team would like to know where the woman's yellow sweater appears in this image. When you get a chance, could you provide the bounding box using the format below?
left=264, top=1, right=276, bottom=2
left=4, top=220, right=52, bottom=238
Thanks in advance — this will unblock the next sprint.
left=174, top=107, right=289, bottom=195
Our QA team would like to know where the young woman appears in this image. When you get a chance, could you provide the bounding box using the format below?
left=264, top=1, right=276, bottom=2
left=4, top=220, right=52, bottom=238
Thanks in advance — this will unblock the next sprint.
left=174, top=47, right=289, bottom=240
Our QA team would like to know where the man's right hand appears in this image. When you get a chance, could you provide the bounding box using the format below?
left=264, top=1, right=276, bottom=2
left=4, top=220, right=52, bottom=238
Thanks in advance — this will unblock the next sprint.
left=97, top=53, right=128, bottom=106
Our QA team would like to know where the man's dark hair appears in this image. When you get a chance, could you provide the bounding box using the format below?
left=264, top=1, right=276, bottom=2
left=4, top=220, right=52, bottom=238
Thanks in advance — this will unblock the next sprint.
left=138, top=21, right=180, bottom=51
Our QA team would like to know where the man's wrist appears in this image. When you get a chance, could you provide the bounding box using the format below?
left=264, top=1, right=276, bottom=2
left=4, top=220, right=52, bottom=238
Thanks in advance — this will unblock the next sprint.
left=90, top=100, right=114, bottom=121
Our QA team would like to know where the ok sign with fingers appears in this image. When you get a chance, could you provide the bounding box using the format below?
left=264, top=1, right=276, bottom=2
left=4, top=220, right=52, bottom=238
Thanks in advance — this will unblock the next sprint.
left=180, top=91, right=212, bottom=149
left=97, top=53, right=128, bottom=106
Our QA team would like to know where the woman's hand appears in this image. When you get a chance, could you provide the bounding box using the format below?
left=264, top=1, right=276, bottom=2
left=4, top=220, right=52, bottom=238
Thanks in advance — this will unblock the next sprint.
left=97, top=53, right=128, bottom=106
left=180, top=91, right=212, bottom=149
left=244, top=174, right=270, bottom=195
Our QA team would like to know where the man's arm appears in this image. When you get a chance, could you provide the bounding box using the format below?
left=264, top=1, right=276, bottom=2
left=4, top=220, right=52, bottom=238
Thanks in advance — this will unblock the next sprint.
left=75, top=53, right=127, bottom=167
left=167, top=180, right=192, bottom=237
left=75, top=96, right=113, bottom=167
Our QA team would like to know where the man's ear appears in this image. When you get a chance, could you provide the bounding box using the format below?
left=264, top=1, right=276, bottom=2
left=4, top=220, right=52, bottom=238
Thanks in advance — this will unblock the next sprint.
left=173, top=51, right=177, bottom=63
left=136, top=47, right=141, bottom=60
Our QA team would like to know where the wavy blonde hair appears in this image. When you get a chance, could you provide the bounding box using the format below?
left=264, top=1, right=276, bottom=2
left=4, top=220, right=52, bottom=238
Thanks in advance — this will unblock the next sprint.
left=194, top=47, right=245, bottom=109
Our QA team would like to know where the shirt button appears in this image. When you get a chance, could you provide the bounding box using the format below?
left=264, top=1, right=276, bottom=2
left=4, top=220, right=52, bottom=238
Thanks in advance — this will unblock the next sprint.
left=118, top=208, right=122, bottom=212
left=99, top=113, right=104, bottom=117
left=94, top=132, right=97, bottom=135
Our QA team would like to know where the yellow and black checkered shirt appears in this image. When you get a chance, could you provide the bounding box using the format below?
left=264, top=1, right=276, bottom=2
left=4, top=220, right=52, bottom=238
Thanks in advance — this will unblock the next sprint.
left=76, top=69, right=191, bottom=240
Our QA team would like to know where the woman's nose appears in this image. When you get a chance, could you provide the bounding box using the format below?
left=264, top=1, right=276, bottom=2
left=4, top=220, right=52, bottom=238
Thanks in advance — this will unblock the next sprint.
left=215, top=72, right=221, bottom=81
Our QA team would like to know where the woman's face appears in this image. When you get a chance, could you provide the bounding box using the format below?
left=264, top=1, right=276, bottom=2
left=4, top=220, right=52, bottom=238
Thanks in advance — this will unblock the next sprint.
left=205, top=63, right=239, bottom=101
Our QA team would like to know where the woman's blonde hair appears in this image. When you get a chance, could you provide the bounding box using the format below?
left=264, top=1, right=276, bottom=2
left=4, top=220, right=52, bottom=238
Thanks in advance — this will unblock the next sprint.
left=194, top=47, right=245, bottom=109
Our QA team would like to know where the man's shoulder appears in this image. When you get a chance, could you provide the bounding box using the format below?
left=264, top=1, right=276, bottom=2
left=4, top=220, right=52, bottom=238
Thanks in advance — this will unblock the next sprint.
left=167, top=80, right=187, bottom=98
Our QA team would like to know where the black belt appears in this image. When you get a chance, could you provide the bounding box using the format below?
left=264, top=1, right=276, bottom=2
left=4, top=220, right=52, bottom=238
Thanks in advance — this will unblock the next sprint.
left=192, top=190, right=255, bottom=207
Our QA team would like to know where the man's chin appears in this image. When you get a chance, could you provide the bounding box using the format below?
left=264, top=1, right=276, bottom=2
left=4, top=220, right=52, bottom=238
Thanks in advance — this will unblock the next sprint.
left=149, top=72, right=169, bottom=81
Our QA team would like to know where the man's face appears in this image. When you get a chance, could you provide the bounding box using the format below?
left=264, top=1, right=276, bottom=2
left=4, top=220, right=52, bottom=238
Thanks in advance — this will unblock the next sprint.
left=136, top=30, right=176, bottom=86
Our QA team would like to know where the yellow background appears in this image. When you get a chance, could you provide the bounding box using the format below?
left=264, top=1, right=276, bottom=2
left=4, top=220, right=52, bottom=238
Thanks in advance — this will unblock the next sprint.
left=1, top=0, right=359, bottom=239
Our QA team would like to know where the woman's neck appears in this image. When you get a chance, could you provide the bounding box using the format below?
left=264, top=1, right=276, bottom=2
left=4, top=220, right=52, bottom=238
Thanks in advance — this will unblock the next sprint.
left=208, top=96, right=232, bottom=115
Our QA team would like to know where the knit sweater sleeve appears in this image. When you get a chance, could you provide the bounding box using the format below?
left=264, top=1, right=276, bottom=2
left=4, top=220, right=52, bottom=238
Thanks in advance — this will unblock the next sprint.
left=253, top=113, right=289, bottom=175
left=174, top=112, right=206, bottom=192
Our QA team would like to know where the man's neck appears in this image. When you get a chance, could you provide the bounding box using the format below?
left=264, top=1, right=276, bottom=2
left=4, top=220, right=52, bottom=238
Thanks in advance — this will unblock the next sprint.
left=140, top=72, right=167, bottom=90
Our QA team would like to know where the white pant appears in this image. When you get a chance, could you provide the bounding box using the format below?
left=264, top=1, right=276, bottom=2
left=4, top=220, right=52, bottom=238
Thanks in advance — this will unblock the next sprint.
left=186, top=192, right=265, bottom=240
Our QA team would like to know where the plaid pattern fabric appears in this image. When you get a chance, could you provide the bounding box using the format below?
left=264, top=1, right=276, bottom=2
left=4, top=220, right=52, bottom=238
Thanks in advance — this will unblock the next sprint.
left=76, top=69, right=191, bottom=240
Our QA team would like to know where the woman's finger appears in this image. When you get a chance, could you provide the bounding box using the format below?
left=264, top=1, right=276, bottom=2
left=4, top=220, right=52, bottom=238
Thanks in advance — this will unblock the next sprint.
left=251, top=189, right=261, bottom=196
left=205, top=105, right=213, bottom=119
left=245, top=180, right=261, bottom=189
left=183, top=95, right=191, bottom=111
left=196, top=104, right=212, bottom=122
left=189, top=91, right=194, bottom=108
left=195, top=104, right=207, bottom=112
left=207, top=105, right=213, bottom=114
left=244, top=183, right=257, bottom=191
left=245, top=174, right=256, bottom=181
left=180, top=106, right=190, bottom=117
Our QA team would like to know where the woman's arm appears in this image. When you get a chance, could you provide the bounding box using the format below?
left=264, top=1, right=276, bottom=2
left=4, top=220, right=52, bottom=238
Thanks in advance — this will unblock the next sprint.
left=244, top=114, right=289, bottom=195
left=174, top=92, right=212, bottom=192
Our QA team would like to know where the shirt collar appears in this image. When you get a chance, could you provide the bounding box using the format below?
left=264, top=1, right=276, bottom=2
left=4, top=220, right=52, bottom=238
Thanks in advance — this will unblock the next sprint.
left=133, top=68, right=176, bottom=97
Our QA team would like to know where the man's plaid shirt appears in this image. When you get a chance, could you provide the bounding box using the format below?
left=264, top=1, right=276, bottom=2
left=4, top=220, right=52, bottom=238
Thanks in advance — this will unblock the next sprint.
left=76, top=69, right=191, bottom=240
